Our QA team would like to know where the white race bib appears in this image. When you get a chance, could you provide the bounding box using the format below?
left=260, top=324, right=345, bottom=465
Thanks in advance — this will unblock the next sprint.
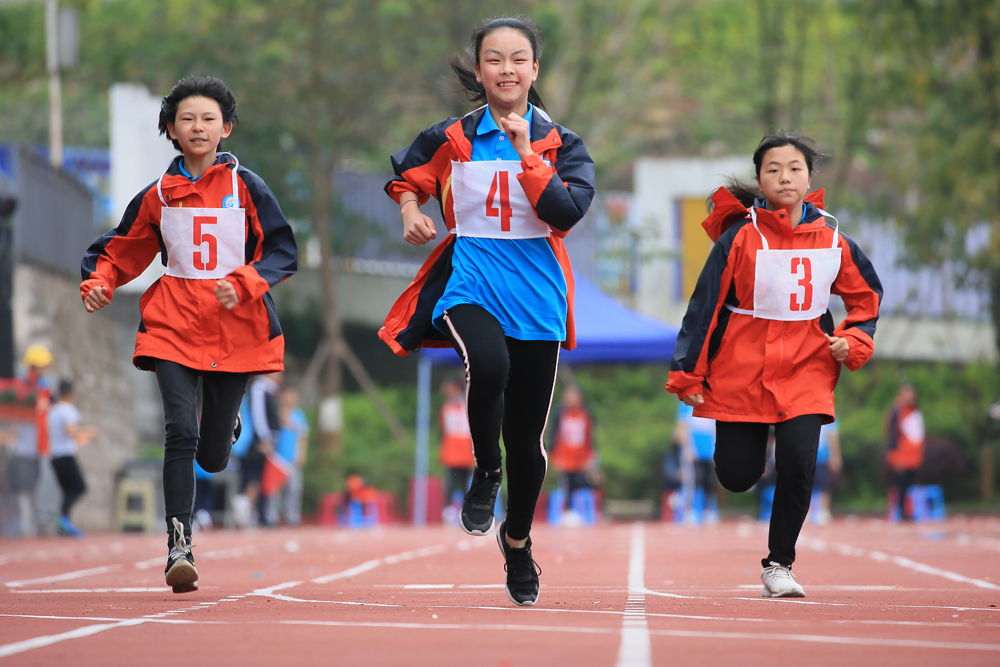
left=156, top=154, right=247, bottom=280
left=729, top=207, right=842, bottom=321
left=450, top=160, right=550, bottom=239
left=160, top=207, right=246, bottom=280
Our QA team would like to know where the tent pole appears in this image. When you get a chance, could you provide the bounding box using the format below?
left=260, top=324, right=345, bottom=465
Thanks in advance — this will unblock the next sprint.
left=413, top=354, right=432, bottom=526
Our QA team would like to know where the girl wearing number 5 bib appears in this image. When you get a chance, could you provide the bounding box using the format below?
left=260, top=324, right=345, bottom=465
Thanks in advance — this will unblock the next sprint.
left=80, top=76, right=297, bottom=593
left=667, top=135, right=882, bottom=598
left=380, top=17, right=595, bottom=606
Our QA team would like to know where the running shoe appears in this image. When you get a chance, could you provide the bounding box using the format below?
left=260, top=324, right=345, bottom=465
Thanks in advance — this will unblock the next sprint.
left=232, top=412, right=242, bottom=444
left=461, top=468, right=502, bottom=535
left=57, top=514, right=84, bottom=538
left=496, top=519, right=541, bottom=606
left=760, top=561, right=805, bottom=598
left=165, top=517, right=198, bottom=593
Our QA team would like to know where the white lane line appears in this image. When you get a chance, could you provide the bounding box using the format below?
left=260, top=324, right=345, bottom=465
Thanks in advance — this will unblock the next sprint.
left=13, top=587, right=170, bottom=594
left=309, top=545, right=446, bottom=585
left=404, top=584, right=454, bottom=589
left=3, top=565, right=122, bottom=589
left=808, top=538, right=1000, bottom=590
left=270, top=620, right=1000, bottom=652
left=0, top=619, right=146, bottom=659
left=615, top=522, right=651, bottom=667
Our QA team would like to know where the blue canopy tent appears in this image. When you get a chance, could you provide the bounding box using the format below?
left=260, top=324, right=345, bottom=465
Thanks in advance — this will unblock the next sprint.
left=409, top=275, right=679, bottom=524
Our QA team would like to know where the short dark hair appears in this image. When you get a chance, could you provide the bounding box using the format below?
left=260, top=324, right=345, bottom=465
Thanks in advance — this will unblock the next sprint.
left=752, top=134, right=829, bottom=179
left=158, top=76, right=239, bottom=152
left=447, top=16, right=546, bottom=110
left=722, top=134, right=831, bottom=208
left=58, top=379, right=74, bottom=399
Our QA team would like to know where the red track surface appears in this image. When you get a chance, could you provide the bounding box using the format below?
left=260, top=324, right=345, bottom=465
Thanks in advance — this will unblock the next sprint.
left=1, top=516, right=999, bottom=666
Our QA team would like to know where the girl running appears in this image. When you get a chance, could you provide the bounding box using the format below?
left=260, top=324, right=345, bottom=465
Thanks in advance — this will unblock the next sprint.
left=81, top=76, right=297, bottom=593
left=380, top=16, right=595, bottom=606
left=667, top=135, right=882, bottom=597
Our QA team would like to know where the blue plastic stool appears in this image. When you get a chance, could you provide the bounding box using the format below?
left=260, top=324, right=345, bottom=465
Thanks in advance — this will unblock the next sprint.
left=570, top=488, right=597, bottom=526
left=548, top=488, right=566, bottom=526
left=888, top=485, right=946, bottom=523
left=924, top=485, right=946, bottom=521
left=759, top=485, right=775, bottom=522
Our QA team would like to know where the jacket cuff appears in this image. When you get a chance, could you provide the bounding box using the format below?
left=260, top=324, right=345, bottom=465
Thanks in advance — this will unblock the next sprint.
left=520, top=152, right=547, bottom=170
left=80, top=278, right=113, bottom=303
left=387, top=181, right=430, bottom=206
left=665, top=371, right=704, bottom=398
left=836, top=327, right=874, bottom=371
left=226, top=266, right=270, bottom=304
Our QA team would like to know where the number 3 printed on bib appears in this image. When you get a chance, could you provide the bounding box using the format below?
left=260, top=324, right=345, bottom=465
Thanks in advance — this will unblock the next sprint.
left=790, top=256, right=813, bottom=312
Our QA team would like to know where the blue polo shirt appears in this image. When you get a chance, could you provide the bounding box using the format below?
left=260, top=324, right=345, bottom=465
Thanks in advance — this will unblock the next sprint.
left=432, top=104, right=567, bottom=341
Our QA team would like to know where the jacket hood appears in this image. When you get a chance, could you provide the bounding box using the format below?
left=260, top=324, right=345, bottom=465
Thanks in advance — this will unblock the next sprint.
left=701, top=187, right=826, bottom=242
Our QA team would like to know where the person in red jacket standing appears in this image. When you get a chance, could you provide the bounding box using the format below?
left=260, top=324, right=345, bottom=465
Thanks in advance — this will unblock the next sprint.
left=80, top=76, right=297, bottom=593
left=438, top=377, right=476, bottom=517
left=667, top=134, right=882, bottom=598
left=885, top=384, right=924, bottom=521
left=549, top=385, right=596, bottom=511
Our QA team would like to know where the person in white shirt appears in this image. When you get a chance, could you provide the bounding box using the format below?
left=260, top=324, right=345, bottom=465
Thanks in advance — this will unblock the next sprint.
left=47, top=380, right=98, bottom=537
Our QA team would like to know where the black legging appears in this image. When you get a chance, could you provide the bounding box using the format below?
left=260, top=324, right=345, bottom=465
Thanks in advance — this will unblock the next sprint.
left=714, top=414, right=823, bottom=568
left=441, top=304, right=560, bottom=541
left=155, top=360, right=249, bottom=547
left=51, top=455, right=87, bottom=518
left=892, top=469, right=917, bottom=519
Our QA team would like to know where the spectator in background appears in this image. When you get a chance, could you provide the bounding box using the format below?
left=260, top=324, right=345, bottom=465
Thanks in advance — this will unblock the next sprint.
left=266, top=385, right=309, bottom=527
left=47, top=379, right=98, bottom=537
left=234, top=372, right=282, bottom=527
left=438, top=377, right=475, bottom=522
left=550, top=385, right=598, bottom=513
left=811, top=418, right=842, bottom=524
left=6, top=345, right=53, bottom=537
left=886, top=383, right=925, bottom=521
left=675, top=399, right=718, bottom=523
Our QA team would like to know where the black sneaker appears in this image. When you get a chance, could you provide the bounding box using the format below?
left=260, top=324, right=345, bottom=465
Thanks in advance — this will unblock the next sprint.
left=461, top=468, right=502, bottom=535
left=165, top=517, right=198, bottom=594
left=232, top=412, right=242, bottom=444
left=496, top=519, right=541, bottom=606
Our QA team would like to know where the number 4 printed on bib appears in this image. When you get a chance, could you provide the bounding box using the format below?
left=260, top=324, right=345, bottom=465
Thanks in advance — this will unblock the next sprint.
left=486, top=171, right=513, bottom=232
left=790, top=256, right=813, bottom=312
left=193, top=216, right=218, bottom=271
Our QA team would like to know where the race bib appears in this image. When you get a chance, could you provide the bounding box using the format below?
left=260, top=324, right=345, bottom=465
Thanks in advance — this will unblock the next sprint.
left=161, top=206, right=246, bottom=280
left=752, top=247, right=842, bottom=321
left=450, top=160, right=550, bottom=239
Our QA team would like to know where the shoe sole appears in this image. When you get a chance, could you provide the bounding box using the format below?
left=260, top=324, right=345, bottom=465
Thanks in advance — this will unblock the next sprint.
left=461, top=514, right=495, bottom=536
left=762, top=587, right=805, bottom=598
left=496, top=525, right=539, bottom=606
left=166, top=561, right=199, bottom=594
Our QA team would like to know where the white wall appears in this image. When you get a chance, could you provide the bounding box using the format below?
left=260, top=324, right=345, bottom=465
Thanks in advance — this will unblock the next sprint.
left=109, top=83, right=176, bottom=293
left=633, top=156, right=749, bottom=326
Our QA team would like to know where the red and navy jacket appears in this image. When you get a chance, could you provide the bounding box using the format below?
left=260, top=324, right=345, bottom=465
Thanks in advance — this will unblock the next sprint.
left=379, top=106, right=596, bottom=356
left=666, top=188, right=882, bottom=424
left=81, top=154, right=297, bottom=373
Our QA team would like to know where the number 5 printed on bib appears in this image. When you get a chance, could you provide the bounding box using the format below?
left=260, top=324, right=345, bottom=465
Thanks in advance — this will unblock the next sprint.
left=193, top=216, right=218, bottom=271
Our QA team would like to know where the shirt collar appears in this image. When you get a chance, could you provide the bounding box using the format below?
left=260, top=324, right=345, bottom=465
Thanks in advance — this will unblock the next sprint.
left=757, top=198, right=809, bottom=223
left=476, top=104, right=534, bottom=137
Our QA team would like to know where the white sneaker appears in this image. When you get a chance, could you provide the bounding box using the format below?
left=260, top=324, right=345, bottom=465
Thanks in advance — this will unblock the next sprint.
left=761, top=561, right=805, bottom=598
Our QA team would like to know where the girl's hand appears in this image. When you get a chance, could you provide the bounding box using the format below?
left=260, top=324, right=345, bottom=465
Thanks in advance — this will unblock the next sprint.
left=825, top=334, right=849, bottom=362
left=84, top=286, right=111, bottom=313
left=402, top=202, right=437, bottom=246
left=500, top=112, right=533, bottom=158
left=682, top=394, right=704, bottom=407
left=215, top=279, right=240, bottom=310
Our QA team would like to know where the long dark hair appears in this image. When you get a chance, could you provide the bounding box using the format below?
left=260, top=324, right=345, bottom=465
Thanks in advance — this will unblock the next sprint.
left=447, top=16, right=546, bottom=110
left=158, top=75, right=239, bottom=152
left=724, top=134, right=831, bottom=208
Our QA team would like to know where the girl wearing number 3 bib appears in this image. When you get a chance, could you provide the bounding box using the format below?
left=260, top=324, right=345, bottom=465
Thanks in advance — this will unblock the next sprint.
left=80, top=77, right=297, bottom=593
left=667, top=135, right=882, bottom=598
left=381, top=17, right=595, bottom=606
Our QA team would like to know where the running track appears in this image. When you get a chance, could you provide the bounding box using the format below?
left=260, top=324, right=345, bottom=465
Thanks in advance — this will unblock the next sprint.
left=1, top=517, right=999, bottom=666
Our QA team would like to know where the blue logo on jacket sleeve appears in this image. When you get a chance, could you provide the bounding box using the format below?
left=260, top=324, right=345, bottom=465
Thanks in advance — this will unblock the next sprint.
left=222, top=194, right=240, bottom=209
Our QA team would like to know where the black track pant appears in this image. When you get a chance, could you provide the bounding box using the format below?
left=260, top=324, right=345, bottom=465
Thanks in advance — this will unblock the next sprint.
left=155, top=360, right=249, bottom=547
left=51, top=455, right=86, bottom=518
left=714, top=414, right=823, bottom=568
left=892, top=469, right=917, bottom=519
left=441, top=304, right=559, bottom=541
